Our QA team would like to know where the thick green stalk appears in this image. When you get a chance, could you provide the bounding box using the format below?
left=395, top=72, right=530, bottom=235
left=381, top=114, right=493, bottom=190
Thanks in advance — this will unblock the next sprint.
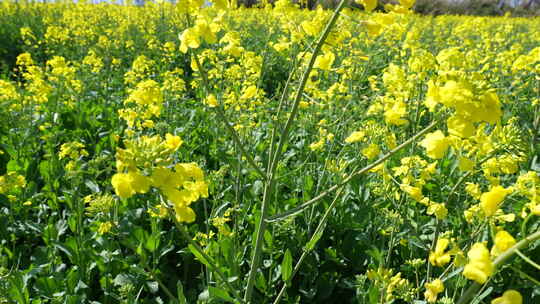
left=243, top=1, right=347, bottom=302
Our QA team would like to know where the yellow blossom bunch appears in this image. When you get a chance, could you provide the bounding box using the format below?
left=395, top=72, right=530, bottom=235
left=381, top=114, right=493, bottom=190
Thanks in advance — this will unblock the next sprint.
left=463, top=242, right=493, bottom=284
left=111, top=132, right=207, bottom=223
left=479, top=185, right=512, bottom=217
left=119, top=79, right=163, bottom=129
left=491, top=290, right=522, bottom=304
left=84, top=193, right=115, bottom=216
left=366, top=267, right=413, bottom=302
left=59, top=141, right=89, bottom=160
left=0, top=172, right=27, bottom=196
left=424, top=279, right=444, bottom=303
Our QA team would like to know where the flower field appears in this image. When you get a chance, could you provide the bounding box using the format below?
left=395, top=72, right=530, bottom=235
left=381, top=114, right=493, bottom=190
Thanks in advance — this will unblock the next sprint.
left=0, top=0, right=539, bottom=303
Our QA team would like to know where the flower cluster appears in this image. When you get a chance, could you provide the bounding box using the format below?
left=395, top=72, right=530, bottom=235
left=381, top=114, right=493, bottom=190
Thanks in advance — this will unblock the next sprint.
left=111, top=133, right=207, bottom=223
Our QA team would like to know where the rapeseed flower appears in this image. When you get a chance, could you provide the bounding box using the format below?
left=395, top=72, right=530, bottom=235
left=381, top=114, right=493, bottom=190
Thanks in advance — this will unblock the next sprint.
left=424, top=279, right=444, bottom=303
left=111, top=173, right=136, bottom=199
left=480, top=186, right=511, bottom=216
left=345, top=130, right=366, bottom=143
left=463, top=243, right=493, bottom=284
left=429, top=238, right=451, bottom=267
left=490, top=230, right=516, bottom=257
left=491, top=290, right=522, bottom=304
left=357, top=0, right=377, bottom=12
left=420, top=131, right=450, bottom=159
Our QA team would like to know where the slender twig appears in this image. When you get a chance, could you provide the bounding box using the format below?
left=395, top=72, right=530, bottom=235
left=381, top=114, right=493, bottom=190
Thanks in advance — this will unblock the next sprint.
left=425, top=219, right=439, bottom=282
left=173, top=221, right=243, bottom=303
left=267, top=120, right=440, bottom=222
left=267, top=56, right=299, bottom=175
left=273, top=189, right=346, bottom=304
left=510, top=265, right=540, bottom=286
left=243, top=2, right=348, bottom=302
left=191, top=53, right=265, bottom=178
left=515, top=249, right=540, bottom=271
left=151, top=270, right=179, bottom=303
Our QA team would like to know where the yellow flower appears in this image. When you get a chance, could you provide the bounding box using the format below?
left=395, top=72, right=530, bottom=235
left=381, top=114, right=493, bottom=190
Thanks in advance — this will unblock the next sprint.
left=424, top=279, right=444, bottom=303
left=162, top=186, right=186, bottom=206
left=345, top=130, right=366, bottom=144
left=447, top=115, right=475, bottom=138
left=314, top=52, right=335, bottom=71
left=165, top=133, right=183, bottom=151
left=111, top=173, right=136, bottom=199
left=128, top=171, right=151, bottom=194
left=491, top=290, right=522, bottom=304
left=465, top=183, right=481, bottom=200
left=194, top=18, right=218, bottom=44
left=365, top=20, right=383, bottom=37
left=463, top=243, right=493, bottom=284
left=480, top=186, right=511, bottom=216
left=400, top=184, right=423, bottom=202
left=427, top=202, right=448, bottom=220
left=309, top=138, right=325, bottom=151
left=429, top=238, right=452, bottom=267
left=179, top=28, right=200, bottom=53
left=97, top=221, right=114, bottom=235
left=240, top=85, right=258, bottom=100
left=174, top=203, right=196, bottom=223
left=420, top=130, right=450, bottom=159
left=176, top=163, right=204, bottom=181
left=357, top=0, right=377, bottom=12
left=149, top=204, right=169, bottom=218
left=211, top=0, right=228, bottom=10
left=491, top=230, right=516, bottom=257
left=400, top=0, right=415, bottom=9
left=384, top=100, right=408, bottom=126
left=204, top=94, right=218, bottom=107
left=458, top=157, right=474, bottom=172
left=362, top=144, right=380, bottom=160
left=152, top=167, right=173, bottom=188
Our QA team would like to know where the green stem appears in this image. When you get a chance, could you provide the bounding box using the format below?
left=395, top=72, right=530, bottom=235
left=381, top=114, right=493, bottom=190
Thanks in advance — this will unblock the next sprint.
left=267, top=120, right=440, bottom=222
left=426, top=219, right=439, bottom=282
left=510, top=265, right=540, bottom=285
left=515, top=249, right=540, bottom=271
left=191, top=54, right=265, bottom=178
left=272, top=189, right=345, bottom=304
left=174, top=221, right=243, bottom=303
left=243, top=2, right=347, bottom=302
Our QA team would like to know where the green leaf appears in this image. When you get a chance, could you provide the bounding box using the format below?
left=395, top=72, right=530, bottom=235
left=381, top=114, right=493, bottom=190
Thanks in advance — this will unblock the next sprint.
left=176, top=281, right=187, bottom=304
left=368, top=286, right=379, bottom=304
left=304, top=225, right=325, bottom=252
left=145, top=235, right=160, bottom=253
left=264, top=229, right=273, bottom=248
left=251, top=180, right=263, bottom=196
left=472, top=287, right=493, bottom=304
left=66, top=268, right=79, bottom=292
left=208, top=286, right=234, bottom=303
left=281, top=249, right=293, bottom=285
left=304, top=175, right=314, bottom=192
left=188, top=244, right=211, bottom=268
left=85, top=180, right=100, bottom=193
left=146, top=281, right=158, bottom=294
left=8, top=273, right=29, bottom=304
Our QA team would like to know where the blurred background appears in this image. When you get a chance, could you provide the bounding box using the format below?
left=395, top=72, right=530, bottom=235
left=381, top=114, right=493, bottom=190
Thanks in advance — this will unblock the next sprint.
left=20, top=0, right=540, bottom=16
